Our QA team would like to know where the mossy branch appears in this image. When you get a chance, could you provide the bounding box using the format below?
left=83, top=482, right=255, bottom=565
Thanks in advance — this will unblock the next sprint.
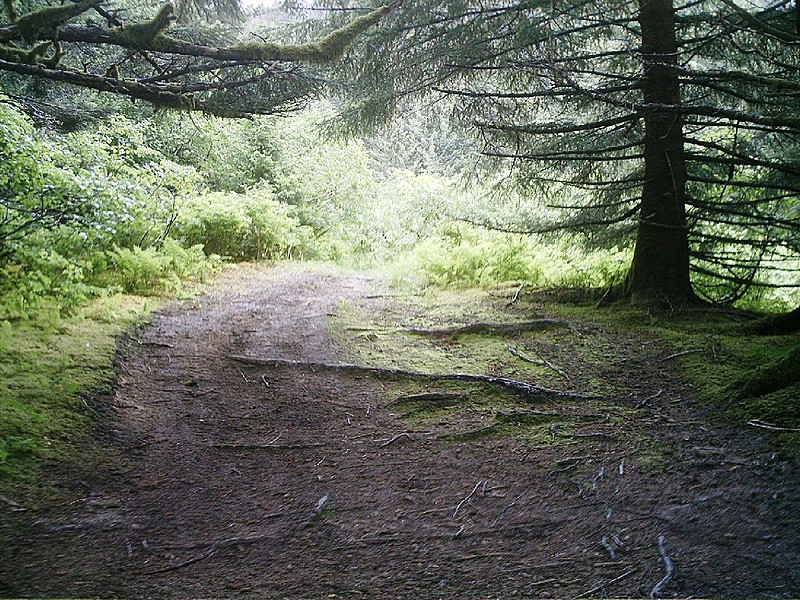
left=3, top=0, right=17, bottom=23
left=3, top=2, right=400, bottom=61
left=16, top=0, right=102, bottom=41
left=718, top=0, right=799, bottom=43
left=230, top=4, right=395, bottom=63
left=109, top=3, right=176, bottom=47
left=0, top=1, right=402, bottom=115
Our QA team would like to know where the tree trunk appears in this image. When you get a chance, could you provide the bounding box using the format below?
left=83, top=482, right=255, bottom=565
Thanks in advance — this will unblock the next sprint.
left=625, top=0, right=694, bottom=304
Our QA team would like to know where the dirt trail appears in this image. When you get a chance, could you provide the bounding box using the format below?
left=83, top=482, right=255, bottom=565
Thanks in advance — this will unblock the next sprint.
left=3, top=264, right=800, bottom=598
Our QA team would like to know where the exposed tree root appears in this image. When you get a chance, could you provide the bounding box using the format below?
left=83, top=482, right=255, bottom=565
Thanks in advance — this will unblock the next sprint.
left=649, top=535, right=675, bottom=599
left=404, top=318, right=567, bottom=339
left=210, top=442, right=325, bottom=450
left=228, top=355, right=597, bottom=402
left=749, top=306, right=800, bottom=335
left=388, top=392, right=467, bottom=407
left=730, top=344, right=800, bottom=399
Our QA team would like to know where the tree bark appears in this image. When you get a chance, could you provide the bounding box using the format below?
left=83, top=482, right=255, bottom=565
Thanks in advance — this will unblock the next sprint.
left=625, top=0, right=693, bottom=303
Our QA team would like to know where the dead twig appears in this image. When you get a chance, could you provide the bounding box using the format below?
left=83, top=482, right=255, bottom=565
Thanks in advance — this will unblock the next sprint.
left=746, top=419, right=800, bottom=432
left=601, top=535, right=617, bottom=560
left=211, top=442, right=325, bottom=450
left=0, top=494, right=25, bottom=511
left=380, top=432, right=412, bottom=447
left=636, top=389, right=663, bottom=409
left=576, top=566, right=638, bottom=598
left=506, top=284, right=524, bottom=307
left=454, top=551, right=515, bottom=561
left=497, top=409, right=563, bottom=419
left=507, top=345, right=537, bottom=364
left=147, top=546, right=218, bottom=574
left=507, top=345, right=571, bottom=381
left=312, top=494, right=330, bottom=516
left=650, top=535, right=675, bottom=599
left=661, top=348, right=704, bottom=362
left=454, top=480, right=485, bottom=518
left=229, top=355, right=596, bottom=403
left=190, top=388, right=216, bottom=398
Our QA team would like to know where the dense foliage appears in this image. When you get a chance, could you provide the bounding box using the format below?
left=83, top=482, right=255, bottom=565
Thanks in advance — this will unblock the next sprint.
left=302, top=0, right=800, bottom=304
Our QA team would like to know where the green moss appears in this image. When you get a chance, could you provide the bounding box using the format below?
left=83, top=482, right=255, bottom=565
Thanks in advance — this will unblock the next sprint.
left=730, top=344, right=800, bottom=400
left=730, top=383, right=800, bottom=427
left=0, top=295, right=153, bottom=482
left=109, top=3, right=175, bottom=47
left=328, top=275, right=800, bottom=458
left=633, top=435, right=666, bottom=469
left=16, top=0, right=101, bottom=40
left=230, top=4, right=391, bottom=63
left=0, top=42, right=27, bottom=62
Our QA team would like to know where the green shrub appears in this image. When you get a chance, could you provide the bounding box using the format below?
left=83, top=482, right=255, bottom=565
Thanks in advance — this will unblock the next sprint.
left=103, top=240, right=219, bottom=295
left=414, top=227, right=545, bottom=288
left=411, top=225, right=630, bottom=291
left=175, top=187, right=314, bottom=261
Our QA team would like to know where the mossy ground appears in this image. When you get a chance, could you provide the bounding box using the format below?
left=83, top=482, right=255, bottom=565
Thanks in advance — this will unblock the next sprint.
left=0, top=295, right=155, bottom=485
left=329, top=279, right=800, bottom=460
left=329, top=282, right=653, bottom=464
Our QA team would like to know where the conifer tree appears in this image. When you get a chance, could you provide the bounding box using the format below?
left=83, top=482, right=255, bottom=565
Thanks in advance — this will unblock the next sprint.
left=317, top=0, right=800, bottom=304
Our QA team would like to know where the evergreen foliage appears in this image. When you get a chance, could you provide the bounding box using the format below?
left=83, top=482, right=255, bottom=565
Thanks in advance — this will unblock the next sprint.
left=306, top=0, right=800, bottom=304
left=0, top=0, right=399, bottom=116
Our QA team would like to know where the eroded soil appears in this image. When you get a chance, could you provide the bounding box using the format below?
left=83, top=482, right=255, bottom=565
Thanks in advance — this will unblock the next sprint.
left=2, top=264, right=799, bottom=598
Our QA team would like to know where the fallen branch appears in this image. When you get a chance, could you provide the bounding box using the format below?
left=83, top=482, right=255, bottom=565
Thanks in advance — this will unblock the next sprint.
left=405, top=318, right=566, bottom=338
left=661, top=348, right=705, bottom=362
left=146, top=546, right=218, bottom=574
left=507, top=345, right=571, bottom=381
left=576, top=566, right=638, bottom=598
left=211, top=442, right=325, bottom=450
left=746, top=419, right=800, bottom=432
left=145, top=533, right=273, bottom=574
left=228, top=355, right=596, bottom=403
left=650, top=535, right=675, bottom=599
left=379, top=432, right=412, bottom=447
left=506, top=284, right=524, bottom=307
left=453, top=480, right=485, bottom=518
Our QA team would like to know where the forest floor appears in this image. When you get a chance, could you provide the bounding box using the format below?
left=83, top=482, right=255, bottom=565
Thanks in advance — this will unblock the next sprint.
left=2, top=263, right=799, bottom=599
